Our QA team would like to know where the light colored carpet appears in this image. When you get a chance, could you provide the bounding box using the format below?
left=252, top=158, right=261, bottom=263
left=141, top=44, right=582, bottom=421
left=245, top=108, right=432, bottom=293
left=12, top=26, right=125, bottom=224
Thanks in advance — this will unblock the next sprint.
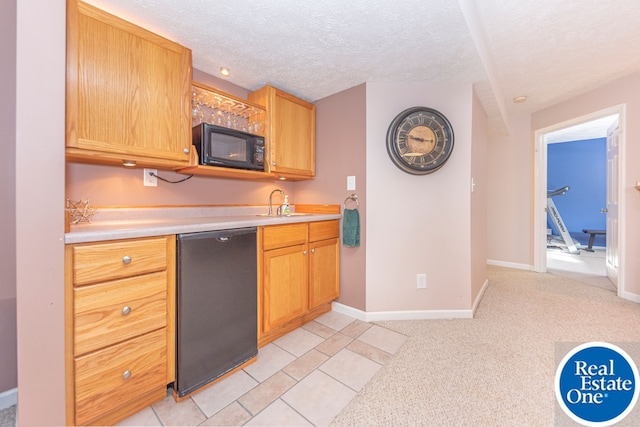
left=331, top=266, right=640, bottom=426
left=0, top=405, right=15, bottom=427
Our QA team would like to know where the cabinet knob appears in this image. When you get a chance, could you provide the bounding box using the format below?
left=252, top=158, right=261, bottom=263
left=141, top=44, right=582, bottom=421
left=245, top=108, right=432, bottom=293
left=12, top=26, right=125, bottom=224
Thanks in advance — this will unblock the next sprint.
left=121, top=306, right=131, bottom=316
left=272, top=161, right=277, bottom=166
left=122, top=370, right=132, bottom=380
left=122, top=255, right=132, bottom=264
left=303, top=250, right=307, bottom=255
left=183, top=147, right=190, bottom=154
left=311, top=248, right=315, bottom=254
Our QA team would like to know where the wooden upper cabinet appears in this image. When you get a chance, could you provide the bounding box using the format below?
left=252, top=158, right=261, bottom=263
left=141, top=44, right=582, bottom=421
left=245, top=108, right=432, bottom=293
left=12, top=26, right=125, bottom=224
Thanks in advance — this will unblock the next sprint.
left=248, top=85, right=316, bottom=180
left=66, top=0, right=193, bottom=169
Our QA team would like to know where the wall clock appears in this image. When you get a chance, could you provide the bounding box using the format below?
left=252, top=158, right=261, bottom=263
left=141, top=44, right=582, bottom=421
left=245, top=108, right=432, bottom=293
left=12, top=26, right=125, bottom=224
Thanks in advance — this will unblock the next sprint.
left=386, top=106, right=454, bottom=175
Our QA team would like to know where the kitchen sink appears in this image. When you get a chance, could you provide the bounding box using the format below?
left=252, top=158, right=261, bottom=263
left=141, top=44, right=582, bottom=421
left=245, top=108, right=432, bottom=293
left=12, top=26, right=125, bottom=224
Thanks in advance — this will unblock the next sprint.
left=255, top=213, right=310, bottom=217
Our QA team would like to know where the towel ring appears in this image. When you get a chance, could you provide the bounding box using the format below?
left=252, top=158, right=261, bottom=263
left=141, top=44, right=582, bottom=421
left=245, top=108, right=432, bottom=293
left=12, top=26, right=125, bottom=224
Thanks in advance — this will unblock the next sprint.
left=343, top=193, right=359, bottom=209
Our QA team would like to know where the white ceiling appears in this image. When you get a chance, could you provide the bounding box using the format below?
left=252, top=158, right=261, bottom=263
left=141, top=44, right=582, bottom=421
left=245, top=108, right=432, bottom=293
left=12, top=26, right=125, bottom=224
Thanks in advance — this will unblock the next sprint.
left=546, top=115, right=617, bottom=144
left=84, top=0, right=640, bottom=135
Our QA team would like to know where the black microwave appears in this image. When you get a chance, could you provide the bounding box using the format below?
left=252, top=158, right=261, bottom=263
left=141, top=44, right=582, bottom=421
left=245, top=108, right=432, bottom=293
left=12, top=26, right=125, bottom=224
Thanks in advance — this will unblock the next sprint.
left=192, top=123, right=265, bottom=171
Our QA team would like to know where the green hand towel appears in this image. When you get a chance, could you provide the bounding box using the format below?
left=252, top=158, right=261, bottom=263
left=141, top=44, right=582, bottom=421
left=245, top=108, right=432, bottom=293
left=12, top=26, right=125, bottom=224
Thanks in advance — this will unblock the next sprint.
left=343, top=208, right=360, bottom=247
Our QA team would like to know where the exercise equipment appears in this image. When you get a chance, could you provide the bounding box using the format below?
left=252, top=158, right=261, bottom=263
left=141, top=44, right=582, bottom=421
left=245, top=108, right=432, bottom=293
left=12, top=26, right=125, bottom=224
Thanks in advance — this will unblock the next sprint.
left=582, top=229, right=605, bottom=252
left=547, top=186, right=579, bottom=254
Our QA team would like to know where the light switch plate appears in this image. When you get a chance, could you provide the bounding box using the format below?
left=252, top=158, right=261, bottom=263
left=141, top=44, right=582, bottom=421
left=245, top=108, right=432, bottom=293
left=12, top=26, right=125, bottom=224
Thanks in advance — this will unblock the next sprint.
left=347, top=175, right=356, bottom=191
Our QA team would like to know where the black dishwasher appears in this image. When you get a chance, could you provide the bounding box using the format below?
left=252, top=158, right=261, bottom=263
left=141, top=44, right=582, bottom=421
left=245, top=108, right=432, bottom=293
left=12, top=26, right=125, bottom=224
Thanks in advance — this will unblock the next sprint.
left=175, top=227, right=257, bottom=398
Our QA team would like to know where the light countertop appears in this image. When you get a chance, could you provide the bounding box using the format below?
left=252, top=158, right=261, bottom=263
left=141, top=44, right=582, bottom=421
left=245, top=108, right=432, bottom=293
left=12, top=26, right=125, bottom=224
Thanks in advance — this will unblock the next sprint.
left=65, top=206, right=341, bottom=244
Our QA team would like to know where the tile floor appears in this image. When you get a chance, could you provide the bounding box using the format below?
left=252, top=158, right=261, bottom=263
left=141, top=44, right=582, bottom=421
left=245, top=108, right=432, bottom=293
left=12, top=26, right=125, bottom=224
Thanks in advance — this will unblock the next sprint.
left=117, top=311, right=407, bottom=427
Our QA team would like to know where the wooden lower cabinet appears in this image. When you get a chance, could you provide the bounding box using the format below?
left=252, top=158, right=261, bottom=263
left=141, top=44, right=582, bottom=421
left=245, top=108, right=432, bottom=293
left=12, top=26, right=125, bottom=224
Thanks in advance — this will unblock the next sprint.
left=74, top=330, right=167, bottom=425
left=65, top=236, right=176, bottom=426
left=258, top=220, right=340, bottom=346
left=262, top=243, right=308, bottom=333
left=309, top=237, right=340, bottom=310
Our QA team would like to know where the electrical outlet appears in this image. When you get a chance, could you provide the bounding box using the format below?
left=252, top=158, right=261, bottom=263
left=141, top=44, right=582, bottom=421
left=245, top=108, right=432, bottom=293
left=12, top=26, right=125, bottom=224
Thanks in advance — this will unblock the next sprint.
left=416, top=273, right=427, bottom=289
left=143, top=169, right=158, bottom=187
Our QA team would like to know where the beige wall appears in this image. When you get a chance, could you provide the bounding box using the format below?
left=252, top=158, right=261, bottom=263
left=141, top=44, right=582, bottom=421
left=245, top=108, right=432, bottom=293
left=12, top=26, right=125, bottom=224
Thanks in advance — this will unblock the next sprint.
left=15, top=0, right=67, bottom=425
left=0, top=0, right=17, bottom=395
left=365, top=82, right=475, bottom=312
left=486, top=114, right=533, bottom=268
left=297, top=84, right=367, bottom=310
left=66, top=162, right=296, bottom=206
left=470, top=91, right=488, bottom=302
left=531, top=72, right=640, bottom=298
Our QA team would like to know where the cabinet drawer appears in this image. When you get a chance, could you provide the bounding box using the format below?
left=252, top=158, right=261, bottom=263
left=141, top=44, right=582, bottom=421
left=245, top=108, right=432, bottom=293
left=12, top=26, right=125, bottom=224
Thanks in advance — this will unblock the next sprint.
left=74, top=329, right=167, bottom=426
left=309, top=220, right=339, bottom=242
left=72, top=238, right=168, bottom=286
left=262, top=223, right=307, bottom=250
left=74, top=271, right=167, bottom=355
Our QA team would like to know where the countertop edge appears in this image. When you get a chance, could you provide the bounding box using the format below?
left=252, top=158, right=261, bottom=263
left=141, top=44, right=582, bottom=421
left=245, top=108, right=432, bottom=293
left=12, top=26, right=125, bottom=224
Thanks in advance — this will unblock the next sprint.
left=65, top=213, right=342, bottom=244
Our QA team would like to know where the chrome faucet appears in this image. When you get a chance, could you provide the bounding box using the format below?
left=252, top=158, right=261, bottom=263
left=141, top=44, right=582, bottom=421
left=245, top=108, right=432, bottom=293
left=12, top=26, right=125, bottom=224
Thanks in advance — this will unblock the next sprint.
left=268, top=189, right=284, bottom=216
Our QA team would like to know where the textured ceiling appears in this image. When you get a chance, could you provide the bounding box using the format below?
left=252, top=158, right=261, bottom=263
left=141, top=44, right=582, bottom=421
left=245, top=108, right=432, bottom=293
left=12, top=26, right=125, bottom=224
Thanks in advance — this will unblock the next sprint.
left=84, top=0, right=640, bottom=135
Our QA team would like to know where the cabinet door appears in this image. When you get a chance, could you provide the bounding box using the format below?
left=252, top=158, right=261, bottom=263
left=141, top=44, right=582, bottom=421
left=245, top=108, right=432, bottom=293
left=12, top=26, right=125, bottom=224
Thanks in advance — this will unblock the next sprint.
left=272, top=91, right=315, bottom=177
left=248, top=85, right=315, bottom=179
left=262, top=244, right=308, bottom=334
left=66, top=0, right=192, bottom=168
left=309, top=238, right=340, bottom=310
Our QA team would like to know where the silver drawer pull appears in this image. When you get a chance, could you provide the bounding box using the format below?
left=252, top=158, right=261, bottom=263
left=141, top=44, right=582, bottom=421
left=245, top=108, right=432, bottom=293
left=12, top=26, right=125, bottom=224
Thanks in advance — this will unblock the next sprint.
left=183, top=147, right=190, bottom=154
left=303, top=250, right=307, bottom=255
left=121, top=306, right=131, bottom=316
left=122, top=370, right=132, bottom=380
left=122, top=255, right=132, bottom=264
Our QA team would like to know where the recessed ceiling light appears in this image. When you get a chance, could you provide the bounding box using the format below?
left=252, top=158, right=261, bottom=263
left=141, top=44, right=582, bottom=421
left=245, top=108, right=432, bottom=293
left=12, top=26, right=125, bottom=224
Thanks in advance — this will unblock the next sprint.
left=513, top=96, right=528, bottom=104
left=220, top=67, right=230, bottom=77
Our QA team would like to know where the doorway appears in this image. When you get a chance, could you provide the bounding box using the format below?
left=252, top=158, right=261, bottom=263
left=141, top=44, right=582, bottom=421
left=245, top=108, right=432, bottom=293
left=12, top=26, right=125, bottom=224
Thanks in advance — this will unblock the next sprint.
left=533, top=105, right=625, bottom=296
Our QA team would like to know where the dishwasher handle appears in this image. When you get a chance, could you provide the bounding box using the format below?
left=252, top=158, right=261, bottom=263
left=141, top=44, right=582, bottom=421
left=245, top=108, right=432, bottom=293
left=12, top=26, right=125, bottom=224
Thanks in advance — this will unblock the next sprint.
left=178, top=227, right=257, bottom=244
left=213, top=227, right=256, bottom=243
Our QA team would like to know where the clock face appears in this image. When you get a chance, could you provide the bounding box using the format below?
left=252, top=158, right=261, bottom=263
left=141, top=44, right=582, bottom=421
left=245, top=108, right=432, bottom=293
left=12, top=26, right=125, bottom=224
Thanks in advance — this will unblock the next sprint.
left=386, top=107, right=454, bottom=175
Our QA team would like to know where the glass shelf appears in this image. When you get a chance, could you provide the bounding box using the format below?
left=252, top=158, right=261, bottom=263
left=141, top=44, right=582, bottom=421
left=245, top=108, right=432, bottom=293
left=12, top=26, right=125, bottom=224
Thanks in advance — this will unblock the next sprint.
left=191, top=81, right=266, bottom=135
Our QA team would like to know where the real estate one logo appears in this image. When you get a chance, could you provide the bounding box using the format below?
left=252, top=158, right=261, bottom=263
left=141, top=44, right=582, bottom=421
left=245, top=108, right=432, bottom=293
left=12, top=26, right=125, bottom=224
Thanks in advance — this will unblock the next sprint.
left=555, top=342, right=639, bottom=426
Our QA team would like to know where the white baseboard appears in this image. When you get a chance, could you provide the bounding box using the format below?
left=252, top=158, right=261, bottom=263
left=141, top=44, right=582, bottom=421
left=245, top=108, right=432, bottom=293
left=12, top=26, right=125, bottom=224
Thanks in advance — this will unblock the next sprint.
left=620, top=290, right=640, bottom=303
left=472, top=279, right=489, bottom=316
left=331, top=301, right=473, bottom=322
left=331, top=301, right=367, bottom=321
left=0, top=387, right=17, bottom=411
left=487, top=259, right=533, bottom=271
left=364, top=309, right=473, bottom=321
